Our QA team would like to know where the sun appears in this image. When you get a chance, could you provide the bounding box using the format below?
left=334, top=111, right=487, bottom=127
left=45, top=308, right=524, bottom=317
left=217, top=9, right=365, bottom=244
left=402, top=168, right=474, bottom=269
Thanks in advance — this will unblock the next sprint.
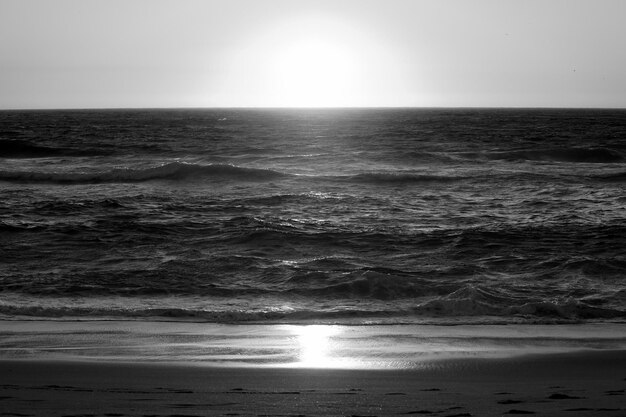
left=268, top=34, right=361, bottom=107
left=215, top=14, right=411, bottom=107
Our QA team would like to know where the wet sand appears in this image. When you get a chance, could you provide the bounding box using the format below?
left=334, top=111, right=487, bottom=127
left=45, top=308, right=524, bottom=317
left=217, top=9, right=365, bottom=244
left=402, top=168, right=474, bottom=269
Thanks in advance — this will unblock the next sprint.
left=1, top=321, right=626, bottom=416
left=1, top=350, right=625, bottom=417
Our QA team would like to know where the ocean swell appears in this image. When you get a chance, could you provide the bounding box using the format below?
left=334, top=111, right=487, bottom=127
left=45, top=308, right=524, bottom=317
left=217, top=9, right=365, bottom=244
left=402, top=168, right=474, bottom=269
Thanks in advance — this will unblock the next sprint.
left=0, top=139, right=67, bottom=158
left=593, top=170, right=626, bottom=182
left=341, top=172, right=464, bottom=185
left=0, top=139, right=109, bottom=158
left=462, top=147, right=625, bottom=163
left=0, top=162, right=288, bottom=184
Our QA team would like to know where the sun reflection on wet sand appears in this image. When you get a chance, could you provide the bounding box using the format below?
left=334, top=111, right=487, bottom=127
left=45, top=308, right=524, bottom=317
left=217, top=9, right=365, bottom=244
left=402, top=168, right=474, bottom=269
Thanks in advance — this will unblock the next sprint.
left=288, top=325, right=401, bottom=369
left=280, top=323, right=626, bottom=370
left=2, top=322, right=624, bottom=369
left=294, top=325, right=342, bottom=368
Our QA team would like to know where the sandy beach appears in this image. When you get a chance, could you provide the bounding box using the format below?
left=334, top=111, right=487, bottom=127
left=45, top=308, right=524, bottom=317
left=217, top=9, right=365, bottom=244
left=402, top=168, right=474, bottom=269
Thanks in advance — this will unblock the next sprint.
left=1, top=351, right=625, bottom=417
left=1, top=321, right=625, bottom=416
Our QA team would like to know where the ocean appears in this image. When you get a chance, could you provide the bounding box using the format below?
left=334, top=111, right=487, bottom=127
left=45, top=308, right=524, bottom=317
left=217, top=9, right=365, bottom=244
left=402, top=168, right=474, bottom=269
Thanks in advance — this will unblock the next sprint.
left=1, top=108, right=625, bottom=325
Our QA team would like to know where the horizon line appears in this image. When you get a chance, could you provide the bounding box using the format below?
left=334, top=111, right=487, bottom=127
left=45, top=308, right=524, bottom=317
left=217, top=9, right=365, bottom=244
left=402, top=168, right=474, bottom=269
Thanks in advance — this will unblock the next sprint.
left=1, top=105, right=626, bottom=112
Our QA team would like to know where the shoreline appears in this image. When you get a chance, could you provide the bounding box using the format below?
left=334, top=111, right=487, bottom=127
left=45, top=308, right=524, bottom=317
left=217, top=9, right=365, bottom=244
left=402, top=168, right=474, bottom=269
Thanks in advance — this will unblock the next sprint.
left=2, top=320, right=626, bottom=367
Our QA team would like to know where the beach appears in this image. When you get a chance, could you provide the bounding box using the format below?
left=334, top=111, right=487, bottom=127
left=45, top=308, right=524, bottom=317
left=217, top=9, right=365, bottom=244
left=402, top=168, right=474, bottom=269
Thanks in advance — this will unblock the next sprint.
left=1, top=321, right=626, bottom=416
left=2, top=349, right=625, bottom=416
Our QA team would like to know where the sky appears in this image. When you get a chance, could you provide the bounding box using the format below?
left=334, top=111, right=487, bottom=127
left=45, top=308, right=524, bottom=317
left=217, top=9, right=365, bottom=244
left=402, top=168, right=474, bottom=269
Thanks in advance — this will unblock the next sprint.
left=1, top=0, right=625, bottom=109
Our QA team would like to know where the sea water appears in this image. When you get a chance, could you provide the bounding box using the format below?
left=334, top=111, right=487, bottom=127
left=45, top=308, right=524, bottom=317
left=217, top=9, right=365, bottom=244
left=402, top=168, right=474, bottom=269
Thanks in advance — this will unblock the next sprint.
left=1, top=108, right=625, bottom=325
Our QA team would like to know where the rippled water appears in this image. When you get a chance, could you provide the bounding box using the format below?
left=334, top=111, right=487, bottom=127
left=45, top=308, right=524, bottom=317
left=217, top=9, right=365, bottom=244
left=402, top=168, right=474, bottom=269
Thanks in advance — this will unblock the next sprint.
left=1, top=108, right=625, bottom=323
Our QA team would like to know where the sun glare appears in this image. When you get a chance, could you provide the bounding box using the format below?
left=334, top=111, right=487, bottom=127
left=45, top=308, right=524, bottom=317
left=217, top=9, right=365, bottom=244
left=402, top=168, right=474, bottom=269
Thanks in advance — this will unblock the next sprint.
left=295, top=325, right=340, bottom=368
left=269, top=35, right=361, bottom=107
left=218, top=15, right=384, bottom=107
left=216, top=14, right=414, bottom=107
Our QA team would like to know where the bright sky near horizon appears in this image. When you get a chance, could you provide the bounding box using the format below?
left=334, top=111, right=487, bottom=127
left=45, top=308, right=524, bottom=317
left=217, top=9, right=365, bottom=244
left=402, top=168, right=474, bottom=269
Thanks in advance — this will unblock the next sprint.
left=1, top=0, right=625, bottom=109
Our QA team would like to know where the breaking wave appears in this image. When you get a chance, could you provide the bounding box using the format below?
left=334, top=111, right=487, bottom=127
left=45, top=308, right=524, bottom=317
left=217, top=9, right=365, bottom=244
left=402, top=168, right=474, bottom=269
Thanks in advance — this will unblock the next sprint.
left=1, top=288, right=624, bottom=324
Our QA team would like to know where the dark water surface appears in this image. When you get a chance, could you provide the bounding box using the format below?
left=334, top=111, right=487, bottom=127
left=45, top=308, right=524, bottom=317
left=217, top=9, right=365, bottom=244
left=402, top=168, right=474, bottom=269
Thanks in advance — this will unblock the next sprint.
left=1, top=108, right=625, bottom=323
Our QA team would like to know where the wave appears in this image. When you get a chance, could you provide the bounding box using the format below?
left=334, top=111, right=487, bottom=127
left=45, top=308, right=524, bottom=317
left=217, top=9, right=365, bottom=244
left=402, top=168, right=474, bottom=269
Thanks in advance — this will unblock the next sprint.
left=230, top=192, right=349, bottom=207
left=339, top=172, right=464, bottom=185
left=220, top=220, right=626, bottom=257
left=0, top=139, right=65, bottom=158
left=0, top=164, right=475, bottom=186
left=284, top=269, right=451, bottom=300
left=461, top=147, right=625, bottom=163
left=0, top=162, right=289, bottom=184
left=0, top=139, right=108, bottom=158
left=593, top=170, right=626, bottom=182
left=0, top=304, right=303, bottom=322
left=0, top=221, right=46, bottom=232
left=415, top=286, right=626, bottom=320
left=1, top=289, right=624, bottom=324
